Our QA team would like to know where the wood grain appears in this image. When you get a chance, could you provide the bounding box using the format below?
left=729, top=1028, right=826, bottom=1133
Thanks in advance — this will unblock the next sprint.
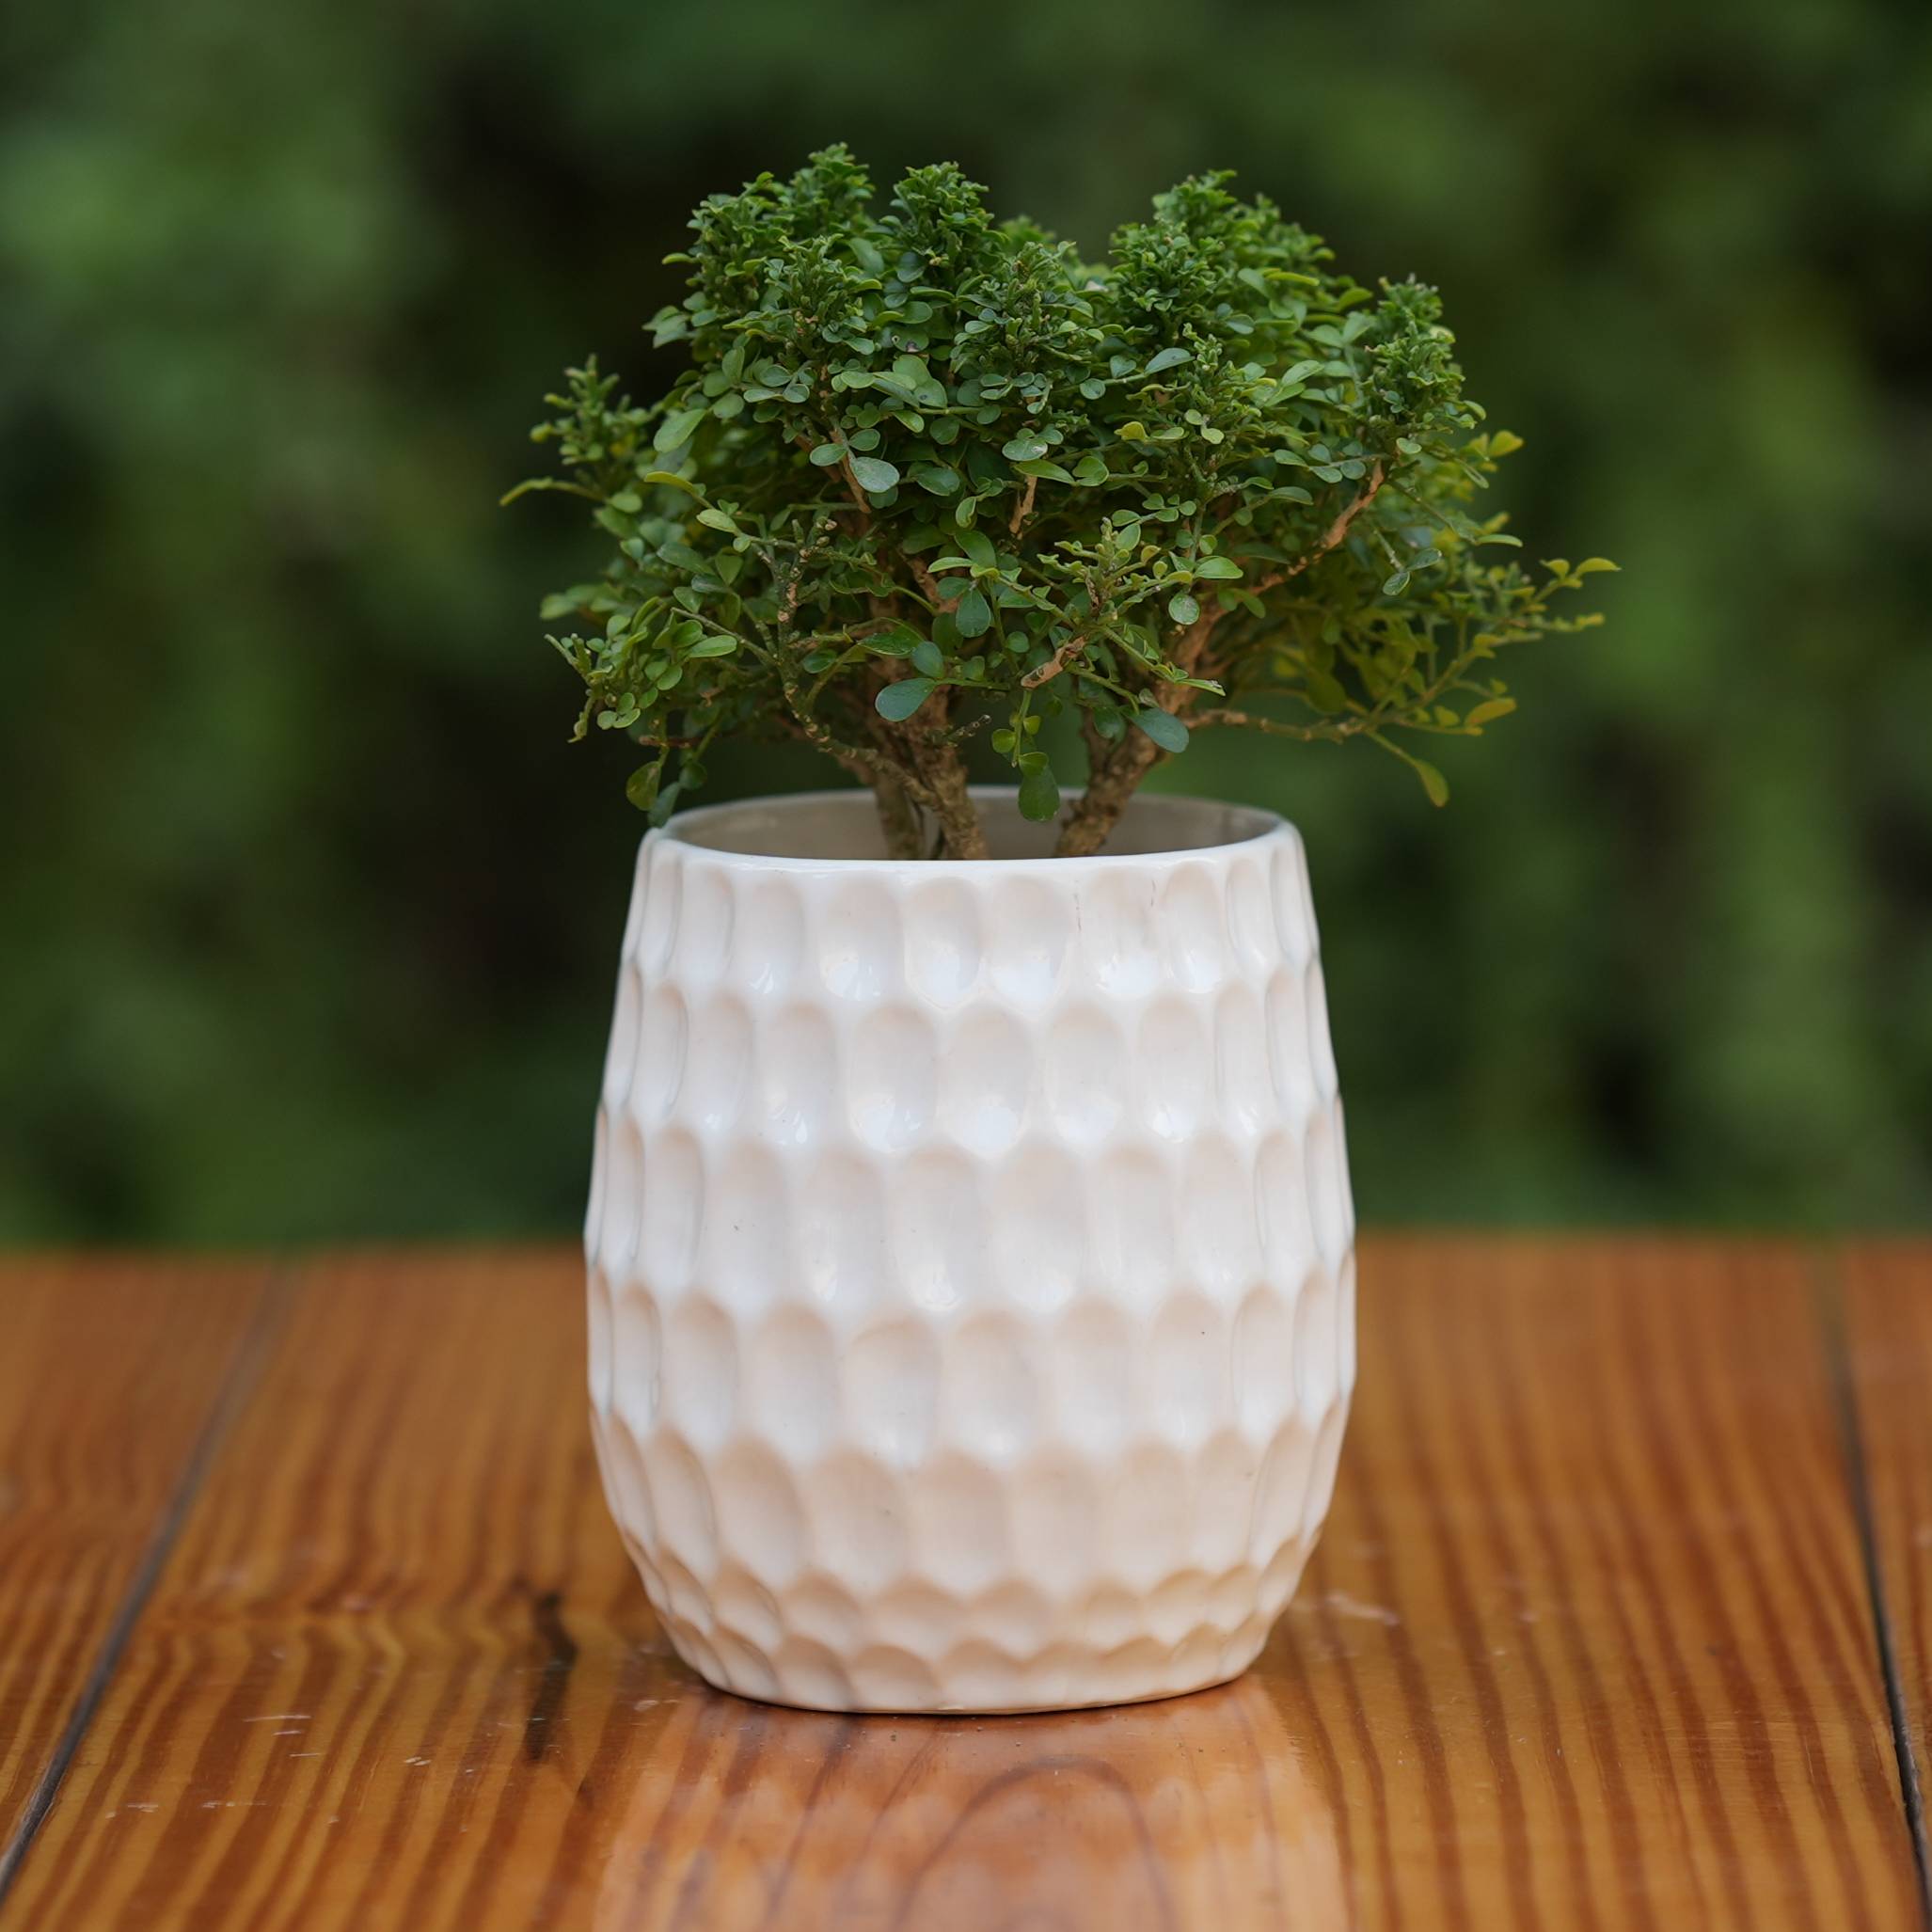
left=1277, top=1237, right=1921, bottom=1932
left=1838, top=1242, right=1932, bottom=1907
left=0, top=1257, right=269, bottom=1863
left=2, top=1241, right=1922, bottom=1930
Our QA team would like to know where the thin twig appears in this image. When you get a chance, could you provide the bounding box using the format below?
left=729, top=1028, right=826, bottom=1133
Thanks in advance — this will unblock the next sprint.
left=1190, top=707, right=1358, bottom=740
left=836, top=455, right=874, bottom=516
left=1248, top=461, right=1386, bottom=594
left=1008, top=474, right=1037, bottom=537
left=1021, top=627, right=1093, bottom=689
left=909, top=555, right=954, bottom=611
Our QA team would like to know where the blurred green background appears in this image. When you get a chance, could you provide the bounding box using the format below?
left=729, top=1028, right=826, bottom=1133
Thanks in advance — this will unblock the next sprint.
left=4, top=0, right=1928, bottom=1243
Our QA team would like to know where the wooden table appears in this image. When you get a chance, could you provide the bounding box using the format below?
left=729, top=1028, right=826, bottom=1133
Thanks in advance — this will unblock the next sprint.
left=1, top=1241, right=1927, bottom=1929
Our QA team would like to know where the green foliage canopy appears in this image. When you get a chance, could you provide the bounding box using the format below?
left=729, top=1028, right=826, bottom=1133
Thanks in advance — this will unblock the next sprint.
left=515, top=149, right=1609, bottom=857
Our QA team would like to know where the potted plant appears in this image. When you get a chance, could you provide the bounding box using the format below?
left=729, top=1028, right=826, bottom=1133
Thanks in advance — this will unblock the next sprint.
left=515, top=149, right=1609, bottom=1713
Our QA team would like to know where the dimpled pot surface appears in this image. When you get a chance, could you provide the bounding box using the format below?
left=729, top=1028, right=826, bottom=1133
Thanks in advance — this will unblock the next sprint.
left=585, top=789, right=1354, bottom=1713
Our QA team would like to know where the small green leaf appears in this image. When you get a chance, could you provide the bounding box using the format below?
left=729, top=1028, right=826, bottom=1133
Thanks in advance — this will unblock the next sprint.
left=852, top=628, right=905, bottom=664
left=954, top=586, right=992, bottom=639
left=1191, top=557, right=1243, bottom=579
left=875, top=677, right=936, bottom=721
left=1018, top=760, right=1060, bottom=820
left=1415, top=758, right=1449, bottom=806
left=911, top=639, right=944, bottom=678
left=1013, top=459, right=1075, bottom=483
left=654, top=405, right=708, bottom=452
left=808, top=442, right=844, bottom=467
left=849, top=456, right=900, bottom=493
left=1305, top=667, right=1348, bottom=713
left=641, top=469, right=703, bottom=496
left=686, top=635, right=736, bottom=658
left=1144, top=346, right=1192, bottom=375
left=1002, top=433, right=1051, bottom=463
left=625, top=763, right=661, bottom=813
left=695, top=507, right=739, bottom=533
left=1074, top=454, right=1109, bottom=486
left=1167, top=591, right=1200, bottom=626
left=1135, top=707, right=1189, bottom=753
left=1465, top=697, right=1517, bottom=727
left=1116, top=420, right=1148, bottom=441
left=1574, top=557, right=1621, bottom=575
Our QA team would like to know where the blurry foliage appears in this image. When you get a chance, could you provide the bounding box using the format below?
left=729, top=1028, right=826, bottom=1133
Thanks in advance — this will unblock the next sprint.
left=2, top=0, right=1928, bottom=1240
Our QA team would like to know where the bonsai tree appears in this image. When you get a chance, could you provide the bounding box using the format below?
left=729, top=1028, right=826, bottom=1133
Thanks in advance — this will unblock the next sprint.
left=512, top=147, right=1611, bottom=859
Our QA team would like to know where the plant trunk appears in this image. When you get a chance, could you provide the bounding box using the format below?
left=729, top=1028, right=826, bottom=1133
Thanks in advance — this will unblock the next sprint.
left=926, top=756, right=988, bottom=859
left=1057, top=613, right=1218, bottom=856
left=887, top=700, right=988, bottom=861
left=869, top=773, right=926, bottom=860
left=1055, top=732, right=1162, bottom=857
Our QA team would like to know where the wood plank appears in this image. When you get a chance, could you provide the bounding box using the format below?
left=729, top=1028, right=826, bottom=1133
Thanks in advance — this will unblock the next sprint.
left=1276, top=1237, right=1919, bottom=1932
left=2, top=1241, right=1917, bottom=1930
left=0, top=1257, right=269, bottom=1864
left=2, top=1251, right=654, bottom=1932
left=1838, top=1241, right=1932, bottom=1901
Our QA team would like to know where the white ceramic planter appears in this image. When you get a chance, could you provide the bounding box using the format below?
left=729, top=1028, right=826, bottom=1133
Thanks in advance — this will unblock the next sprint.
left=586, top=787, right=1354, bottom=1713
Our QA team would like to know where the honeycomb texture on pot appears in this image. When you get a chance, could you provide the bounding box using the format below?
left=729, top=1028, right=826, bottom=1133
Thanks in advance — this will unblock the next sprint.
left=587, top=803, right=1354, bottom=1713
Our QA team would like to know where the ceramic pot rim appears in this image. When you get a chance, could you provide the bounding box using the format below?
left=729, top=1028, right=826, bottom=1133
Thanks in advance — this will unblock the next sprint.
left=657, top=785, right=1291, bottom=871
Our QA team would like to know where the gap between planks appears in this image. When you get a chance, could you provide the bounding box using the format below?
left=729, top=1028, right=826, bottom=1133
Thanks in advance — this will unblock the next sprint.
left=1815, top=1249, right=1932, bottom=1928
left=0, top=1263, right=297, bottom=1908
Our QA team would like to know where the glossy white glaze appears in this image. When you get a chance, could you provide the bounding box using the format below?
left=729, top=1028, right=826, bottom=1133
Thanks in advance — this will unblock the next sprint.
left=587, top=790, right=1354, bottom=1712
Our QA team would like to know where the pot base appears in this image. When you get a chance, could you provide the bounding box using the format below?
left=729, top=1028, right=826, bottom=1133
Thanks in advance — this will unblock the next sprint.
left=657, top=1624, right=1275, bottom=1718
